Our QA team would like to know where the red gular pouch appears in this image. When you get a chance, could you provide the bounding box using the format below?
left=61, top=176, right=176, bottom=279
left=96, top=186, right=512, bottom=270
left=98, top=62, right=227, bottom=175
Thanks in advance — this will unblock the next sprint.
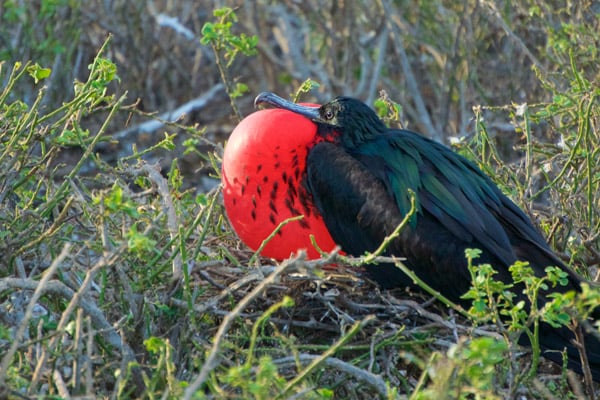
left=222, top=105, right=339, bottom=261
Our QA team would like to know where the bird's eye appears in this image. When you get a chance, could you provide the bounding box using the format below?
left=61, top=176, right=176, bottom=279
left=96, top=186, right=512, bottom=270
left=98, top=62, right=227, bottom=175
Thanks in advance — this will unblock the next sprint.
left=324, top=109, right=334, bottom=120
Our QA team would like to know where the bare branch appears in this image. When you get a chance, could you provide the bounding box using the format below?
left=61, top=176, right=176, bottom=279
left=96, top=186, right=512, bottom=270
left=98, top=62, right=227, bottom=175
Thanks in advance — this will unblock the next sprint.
left=183, top=253, right=308, bottom=399
left=0, top=244, right=71, bottom=388
left=273, top=353, right=390, bottom=398
left=381, top=0, right=441, bottom=141
left=110, top=83, right=225, bottom=141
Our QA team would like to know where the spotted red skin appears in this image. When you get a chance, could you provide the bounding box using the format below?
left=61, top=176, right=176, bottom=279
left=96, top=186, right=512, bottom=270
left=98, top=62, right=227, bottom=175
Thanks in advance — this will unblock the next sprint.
left=222, top=107, right=338, bottom=259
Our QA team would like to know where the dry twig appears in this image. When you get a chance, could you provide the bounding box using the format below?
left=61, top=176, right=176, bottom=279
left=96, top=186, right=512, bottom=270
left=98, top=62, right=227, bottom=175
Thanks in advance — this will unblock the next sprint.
left=183, top=252, right=312, bottom=398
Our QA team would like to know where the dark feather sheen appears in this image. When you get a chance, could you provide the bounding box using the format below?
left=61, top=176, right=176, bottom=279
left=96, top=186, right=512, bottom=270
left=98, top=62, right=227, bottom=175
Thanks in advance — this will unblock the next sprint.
left=303, top=96, right=600, bottom=381
left=253, top=92, right=600, bottom=381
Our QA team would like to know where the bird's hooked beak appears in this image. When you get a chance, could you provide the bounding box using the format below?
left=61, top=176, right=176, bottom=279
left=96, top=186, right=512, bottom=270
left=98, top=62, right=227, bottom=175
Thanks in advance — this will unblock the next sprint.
left=254, top=92, right=321, bottom=121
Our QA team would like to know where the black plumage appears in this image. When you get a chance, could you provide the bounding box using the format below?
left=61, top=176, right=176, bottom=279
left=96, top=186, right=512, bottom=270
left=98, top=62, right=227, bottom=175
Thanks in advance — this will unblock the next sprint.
left=254, top=92, right=600, bottom=381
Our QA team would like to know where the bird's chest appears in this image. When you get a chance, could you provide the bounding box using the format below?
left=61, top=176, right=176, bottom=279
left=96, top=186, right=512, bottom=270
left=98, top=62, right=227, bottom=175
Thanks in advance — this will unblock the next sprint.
left=238, top=143, right=315, bottom=227
left=222, top=115, right=337, bottom=259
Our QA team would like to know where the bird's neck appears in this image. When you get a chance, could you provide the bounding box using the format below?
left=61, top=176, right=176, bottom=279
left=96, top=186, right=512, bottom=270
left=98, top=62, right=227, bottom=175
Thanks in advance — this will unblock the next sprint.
left=315, top=120, right=385, bottom=149
left=313, top=124, right=340, bottom=145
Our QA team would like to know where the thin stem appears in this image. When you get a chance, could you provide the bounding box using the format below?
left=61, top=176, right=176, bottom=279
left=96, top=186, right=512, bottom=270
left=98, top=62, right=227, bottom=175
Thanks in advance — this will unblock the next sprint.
left=182, top=254, right=306, bottom=399
left=277, top=315, right=376, bottom=399
left=248, top=215, right=304, bottom=265
left=363, top=189, right=416, bottom=264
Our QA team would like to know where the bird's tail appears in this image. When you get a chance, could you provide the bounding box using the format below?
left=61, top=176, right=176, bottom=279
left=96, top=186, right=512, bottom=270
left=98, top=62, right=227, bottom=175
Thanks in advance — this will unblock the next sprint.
left=534, top=320, right=600, bottom=382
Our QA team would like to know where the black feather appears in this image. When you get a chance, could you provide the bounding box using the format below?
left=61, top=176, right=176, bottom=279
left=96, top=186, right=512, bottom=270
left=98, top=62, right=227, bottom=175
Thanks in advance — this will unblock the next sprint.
left=255, top=92, right=600, bottom=381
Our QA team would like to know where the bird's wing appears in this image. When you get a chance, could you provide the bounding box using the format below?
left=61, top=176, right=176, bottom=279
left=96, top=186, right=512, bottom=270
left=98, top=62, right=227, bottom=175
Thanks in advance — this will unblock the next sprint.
left=350, top=131, right=517, bottom=264
left=356, top=130, right=579, bottom=279
left=305, top=140, right=488, bottom=296
left=305, top=142, right=403, bottom=256
left=307, top=131, right=573, bottom=283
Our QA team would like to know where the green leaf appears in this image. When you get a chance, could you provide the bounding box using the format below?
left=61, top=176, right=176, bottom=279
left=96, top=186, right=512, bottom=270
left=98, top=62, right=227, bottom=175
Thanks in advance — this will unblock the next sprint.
left=26, top=63, right=51, bottom=84
left=200, top=22, right=216, bottom=44
left=127, top=224, right=157, bottom=255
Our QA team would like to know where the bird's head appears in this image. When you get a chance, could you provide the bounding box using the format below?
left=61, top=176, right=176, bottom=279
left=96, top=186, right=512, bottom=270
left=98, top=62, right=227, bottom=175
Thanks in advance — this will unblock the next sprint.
left=254, top=92, right=387, bottom=148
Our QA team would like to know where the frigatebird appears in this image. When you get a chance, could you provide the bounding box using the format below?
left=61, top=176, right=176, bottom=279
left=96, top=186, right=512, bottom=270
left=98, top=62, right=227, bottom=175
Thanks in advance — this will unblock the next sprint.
left=252, top=92, right=600, bottom=381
